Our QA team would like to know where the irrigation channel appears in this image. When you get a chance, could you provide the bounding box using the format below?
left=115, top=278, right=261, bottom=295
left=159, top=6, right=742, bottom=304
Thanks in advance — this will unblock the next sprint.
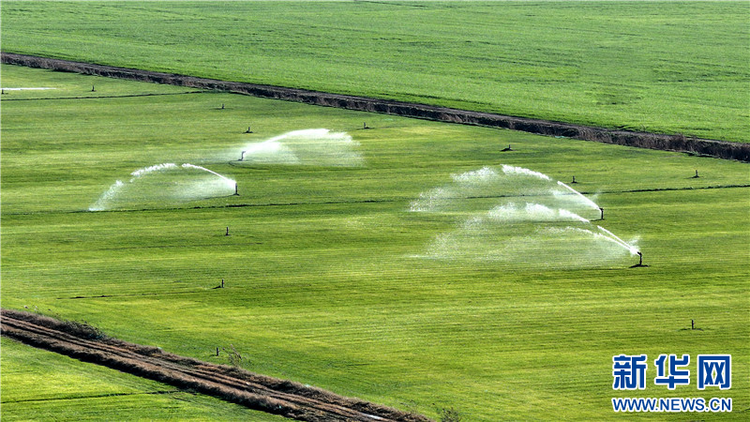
left=1, top=309, right=432, bottom=422
left=3, top=52, right=749, bottom=162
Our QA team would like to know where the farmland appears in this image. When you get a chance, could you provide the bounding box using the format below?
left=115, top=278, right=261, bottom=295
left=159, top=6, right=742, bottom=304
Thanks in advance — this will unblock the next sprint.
left=1, top=1, right=749, bottom=142
left=2, top=62, right=748, bottom=420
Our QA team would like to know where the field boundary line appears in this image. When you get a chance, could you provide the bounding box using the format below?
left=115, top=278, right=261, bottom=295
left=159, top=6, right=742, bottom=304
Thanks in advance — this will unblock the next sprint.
left=2, top=184, right=748, bottom=217
left=0, top=91, right=205, bottom=102
left=3, top=52, right=749, bottom=162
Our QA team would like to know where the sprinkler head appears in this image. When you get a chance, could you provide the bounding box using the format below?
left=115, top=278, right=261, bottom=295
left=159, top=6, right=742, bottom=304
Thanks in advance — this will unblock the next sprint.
left=599, top=207, right=604, bottom=220
left=239, top=151, right=246, bottom=161
left=234, top=182, right=239, bottom=196
left=630, top=251, right=648, bottom=268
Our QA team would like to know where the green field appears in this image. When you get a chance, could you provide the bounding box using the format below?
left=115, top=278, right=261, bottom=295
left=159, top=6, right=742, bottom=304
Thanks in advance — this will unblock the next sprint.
left=2, top=64, right=748, bottom=420
left=2, top=1, right=749, bottom=142
left=0, top=338, right=286, bottom=421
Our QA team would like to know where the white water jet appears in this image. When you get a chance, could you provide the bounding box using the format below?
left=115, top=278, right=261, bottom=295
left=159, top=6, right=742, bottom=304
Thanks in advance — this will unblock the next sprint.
left=501, top=164, right=551, bottom=181
left=242, top=137, right=300, bottom=164
left=89, top=180, right=125, bottom=211
left=90, top=163, right=236, bottom=211
left=452, top=166, right=498, bottom=183
left=555, top=181, right=600, bottom=211
left=596, top=225, right=639, bottom=255
left=239, top=129, right=363, bottom=166
left=558, top=208, right=590, bottom=223
left=181, top=163, right=235, bottom=188
left=130, top=163, right=178, bottom=180
left=410, top=164, right=640, bottom=267
left=486, top=203, right=588, bottom=223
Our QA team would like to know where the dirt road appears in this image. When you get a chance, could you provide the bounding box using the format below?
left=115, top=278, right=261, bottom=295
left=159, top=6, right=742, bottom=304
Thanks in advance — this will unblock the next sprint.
left=1, top=309, right=431, bottom=422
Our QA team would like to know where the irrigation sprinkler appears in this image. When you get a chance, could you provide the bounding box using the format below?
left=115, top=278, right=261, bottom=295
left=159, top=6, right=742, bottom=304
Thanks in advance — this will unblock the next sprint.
left=693, top=169, right=700, bottom=178
left=239, top=151, right=246, bottom=161
left=233, top=182, right=239, bottom=196
left=599, top=207, right=604, bottom=220
left=245, top=126, right=253, bottom=133
left=571, top=176, right=577, bottom=184
left=630, top=251, right=648, bottom=268
left=501, top=144, right=513, bottom=151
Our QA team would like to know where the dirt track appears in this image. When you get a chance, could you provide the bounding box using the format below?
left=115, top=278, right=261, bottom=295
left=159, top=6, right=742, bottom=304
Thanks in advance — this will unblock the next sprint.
left=1, top=309, right=432, bottom=422
left=3, top=52, right=748, bottom=162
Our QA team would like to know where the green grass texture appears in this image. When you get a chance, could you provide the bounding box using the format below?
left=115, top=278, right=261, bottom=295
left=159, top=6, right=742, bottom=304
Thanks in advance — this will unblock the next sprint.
left=2, top=64, right=748, bottom=420
left=1, top=1, right=748, bottom=142
left=0, top=338, right=286, bottom=421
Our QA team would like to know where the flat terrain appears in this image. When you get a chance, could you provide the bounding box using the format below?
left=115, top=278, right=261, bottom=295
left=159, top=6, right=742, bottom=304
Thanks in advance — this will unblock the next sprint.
left=2, top=1, right=748, bottom=142
left=1, top=337, right=286, bottom=421
left=1, top=309, right=428, bottom=422
left=2, top=64, right=748, bottom=420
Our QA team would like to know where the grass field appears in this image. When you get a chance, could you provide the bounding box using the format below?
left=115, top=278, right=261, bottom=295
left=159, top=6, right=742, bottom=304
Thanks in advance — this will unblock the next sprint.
left=2, top=64, right=748, bottom=420
left=2, top=1, right=748, bottom=143
left=0, top=338, right=286, bottom=421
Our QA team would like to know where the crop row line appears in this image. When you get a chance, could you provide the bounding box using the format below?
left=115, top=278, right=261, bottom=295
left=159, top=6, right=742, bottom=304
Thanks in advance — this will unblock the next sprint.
left=4, top=184, right=749, bottom=217
left=0, top=91, right=205, bottom=102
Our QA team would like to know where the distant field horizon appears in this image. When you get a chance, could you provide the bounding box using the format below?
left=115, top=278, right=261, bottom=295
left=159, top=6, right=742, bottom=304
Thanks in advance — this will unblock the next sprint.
left=1, top=1, right=748, bottom=142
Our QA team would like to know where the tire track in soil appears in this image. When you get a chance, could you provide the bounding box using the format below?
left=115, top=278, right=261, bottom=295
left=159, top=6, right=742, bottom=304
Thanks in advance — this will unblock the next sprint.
left=1, top=309, right=432, bottom=422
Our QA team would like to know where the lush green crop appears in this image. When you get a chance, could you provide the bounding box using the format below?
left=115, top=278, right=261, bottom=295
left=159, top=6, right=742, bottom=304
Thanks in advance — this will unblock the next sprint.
left=2, top=1, right=748, bottom=142
left=0, top=338, right=285, bottom=421
left=2, top=65, right=748, bottom=420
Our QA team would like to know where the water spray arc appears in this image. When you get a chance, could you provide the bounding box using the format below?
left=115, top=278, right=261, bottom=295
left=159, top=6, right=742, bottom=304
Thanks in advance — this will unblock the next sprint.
left=410, top=164, right=641, bottom=268
left=236, top=129, right=364, bottom=167
left=556, top=181, right=600, bottom=213
left=90, top=163, right=237, bottom=211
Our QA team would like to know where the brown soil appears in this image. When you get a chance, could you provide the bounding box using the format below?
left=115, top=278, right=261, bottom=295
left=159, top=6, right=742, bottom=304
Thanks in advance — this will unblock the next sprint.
left=3, top=52, right=748, bottom=162
left=1, top=309, right=432, bottom=422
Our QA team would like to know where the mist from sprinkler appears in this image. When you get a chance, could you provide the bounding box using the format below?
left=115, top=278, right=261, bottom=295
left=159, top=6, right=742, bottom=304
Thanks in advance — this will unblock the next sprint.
left=236, top=129, right=363, bottom=167
left=90, top=163, right=236, bottom=211
left=409, top=164, right=640, bottom=268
